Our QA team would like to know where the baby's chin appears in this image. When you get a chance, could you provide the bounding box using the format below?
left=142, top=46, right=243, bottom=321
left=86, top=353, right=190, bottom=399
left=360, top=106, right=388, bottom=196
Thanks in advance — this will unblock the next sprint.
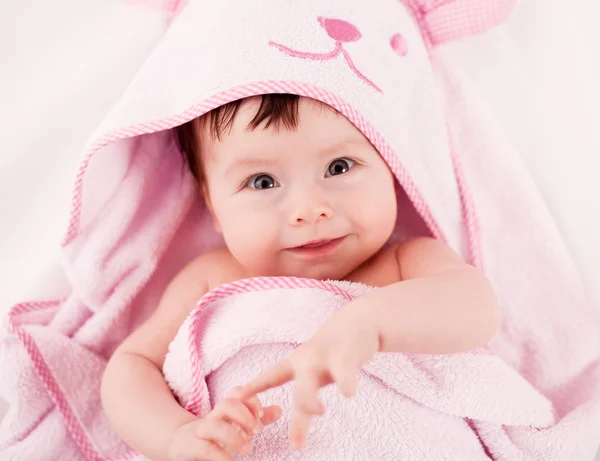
left=270, top=260, right=360, bottom=281
left=237, top=247, right=367, bottom=280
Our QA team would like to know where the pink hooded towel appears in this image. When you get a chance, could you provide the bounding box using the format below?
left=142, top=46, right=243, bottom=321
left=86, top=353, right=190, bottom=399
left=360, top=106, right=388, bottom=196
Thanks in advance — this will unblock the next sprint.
left=2, top=0, right=600, bottom=460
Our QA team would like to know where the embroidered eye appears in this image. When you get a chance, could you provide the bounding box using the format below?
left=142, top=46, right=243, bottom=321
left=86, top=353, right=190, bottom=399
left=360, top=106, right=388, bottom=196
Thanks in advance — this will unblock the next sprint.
left=246, top=174, right=278, bottom=190
left=326, top=158, right=355, bottom=177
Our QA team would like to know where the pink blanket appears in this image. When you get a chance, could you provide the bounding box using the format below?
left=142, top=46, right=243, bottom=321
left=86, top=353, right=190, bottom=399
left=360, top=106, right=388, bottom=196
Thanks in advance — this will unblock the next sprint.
left=2, top=0, right=600, bottom=460
left=164, top=279, right=556, bottom=460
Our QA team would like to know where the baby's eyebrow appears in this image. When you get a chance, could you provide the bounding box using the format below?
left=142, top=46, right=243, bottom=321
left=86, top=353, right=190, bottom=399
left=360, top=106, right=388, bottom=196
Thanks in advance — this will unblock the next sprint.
left=318, top=139, right=368, bottom=157
left=224, top=157, right=278, bottom=178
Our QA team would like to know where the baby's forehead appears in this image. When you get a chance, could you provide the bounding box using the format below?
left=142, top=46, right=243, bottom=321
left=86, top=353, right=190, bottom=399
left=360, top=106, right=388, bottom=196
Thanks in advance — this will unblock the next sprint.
left=198, top=95, right=369, bottom=167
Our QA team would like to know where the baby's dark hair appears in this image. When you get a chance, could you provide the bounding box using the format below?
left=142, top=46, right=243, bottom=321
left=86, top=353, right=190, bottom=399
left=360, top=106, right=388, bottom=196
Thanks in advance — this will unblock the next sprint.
left=175, top=94, right=300, bottom=185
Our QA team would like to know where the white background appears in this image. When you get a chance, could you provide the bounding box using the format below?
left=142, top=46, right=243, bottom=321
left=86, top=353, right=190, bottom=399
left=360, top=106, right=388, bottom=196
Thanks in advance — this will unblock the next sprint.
left=0, top=0, right=599, bottom=457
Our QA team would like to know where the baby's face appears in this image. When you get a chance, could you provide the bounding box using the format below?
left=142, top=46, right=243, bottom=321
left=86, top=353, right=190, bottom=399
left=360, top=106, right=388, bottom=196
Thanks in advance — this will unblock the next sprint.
left=201, top=97, right=397, bottom=280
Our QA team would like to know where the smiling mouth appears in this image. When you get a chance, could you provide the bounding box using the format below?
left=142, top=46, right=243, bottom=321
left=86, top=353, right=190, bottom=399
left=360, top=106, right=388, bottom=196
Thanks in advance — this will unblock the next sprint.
left=286, top=236, right=346, bottom=258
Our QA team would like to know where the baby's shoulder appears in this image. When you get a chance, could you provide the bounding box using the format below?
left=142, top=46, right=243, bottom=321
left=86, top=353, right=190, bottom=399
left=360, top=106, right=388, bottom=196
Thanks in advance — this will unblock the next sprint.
left=346, top=237, right=457, bottom=286
left=182, top=247, right=248, bottom=291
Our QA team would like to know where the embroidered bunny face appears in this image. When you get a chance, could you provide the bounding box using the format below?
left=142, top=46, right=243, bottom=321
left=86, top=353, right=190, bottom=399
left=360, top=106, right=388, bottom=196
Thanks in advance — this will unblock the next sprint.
left=269, top=17, right=409, bottom=93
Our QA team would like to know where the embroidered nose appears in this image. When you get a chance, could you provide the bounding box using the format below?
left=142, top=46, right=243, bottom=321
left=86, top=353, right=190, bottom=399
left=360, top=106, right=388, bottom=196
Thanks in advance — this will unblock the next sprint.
left=317, top=17, right=361, bottom=43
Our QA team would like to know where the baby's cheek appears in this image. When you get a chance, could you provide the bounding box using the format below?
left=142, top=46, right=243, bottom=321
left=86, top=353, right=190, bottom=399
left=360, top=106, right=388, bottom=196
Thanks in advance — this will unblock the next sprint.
left=359, top=184, right=397, bottom=240
left=360, top=176, right=396, bottom=214
left=225, top=215, right=280, bottom=268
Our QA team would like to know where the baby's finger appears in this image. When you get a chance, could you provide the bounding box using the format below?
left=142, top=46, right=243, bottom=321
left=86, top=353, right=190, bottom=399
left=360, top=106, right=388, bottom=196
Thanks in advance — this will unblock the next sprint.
left=229, top=387, right=263, bottom=421
left=290, top=404, right=313, bottom=451
left=260, top=405, right=283, bottom=426
left=330, top=362, right=358, bottom=398
left=240, top=360, right=294, bottom=398
left=293, top=373, right=324, bottom=416
left=195, top=419, right=253, bottom=456
left=289, top=375, right=323, bottom=450
left=212, top=398, right=259, bottom=436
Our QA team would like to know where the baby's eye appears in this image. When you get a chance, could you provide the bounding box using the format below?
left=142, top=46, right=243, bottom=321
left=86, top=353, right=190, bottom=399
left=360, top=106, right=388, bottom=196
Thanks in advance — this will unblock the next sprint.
left=326, top=158, right=356, bottom=177
left=246, top=174, right=279, bottom=190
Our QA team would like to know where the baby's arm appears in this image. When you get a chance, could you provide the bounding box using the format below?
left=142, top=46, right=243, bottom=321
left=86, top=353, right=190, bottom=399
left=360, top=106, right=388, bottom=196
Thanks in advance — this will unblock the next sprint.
left=352, top=237, right=499, bottom=354
left=101, top=254, right=275, bottom=461
left=101, top=257, right=208, bottom=459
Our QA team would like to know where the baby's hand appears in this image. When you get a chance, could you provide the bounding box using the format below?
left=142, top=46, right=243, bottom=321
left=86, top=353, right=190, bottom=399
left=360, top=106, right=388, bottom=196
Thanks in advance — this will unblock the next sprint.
left=239, top=303, right=379, bottom=451
left=168, top=387, right=282, bottom=461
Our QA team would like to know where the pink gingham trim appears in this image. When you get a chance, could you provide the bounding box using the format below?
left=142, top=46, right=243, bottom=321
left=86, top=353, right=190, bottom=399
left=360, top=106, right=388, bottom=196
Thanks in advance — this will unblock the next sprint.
left=4, top=302, right=142, bottom=460
left=404, top=0, right=517, bottom=47
left=184, top=277, right=355, bottom=415
left=4, top=300, right=108, bottom=461
left=61, top=81, right=445, bottom=247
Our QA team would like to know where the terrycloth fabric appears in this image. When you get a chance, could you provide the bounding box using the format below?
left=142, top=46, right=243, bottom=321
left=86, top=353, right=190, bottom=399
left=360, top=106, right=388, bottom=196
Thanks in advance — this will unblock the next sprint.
left=163, top=279, right=557, bottom=460
left=1, top=0, right=600, bottom=460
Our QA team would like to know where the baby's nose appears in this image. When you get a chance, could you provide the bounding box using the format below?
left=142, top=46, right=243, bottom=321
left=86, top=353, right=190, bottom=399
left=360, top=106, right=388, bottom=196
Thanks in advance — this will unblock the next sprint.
left=289, top=192, right=333, bottom=225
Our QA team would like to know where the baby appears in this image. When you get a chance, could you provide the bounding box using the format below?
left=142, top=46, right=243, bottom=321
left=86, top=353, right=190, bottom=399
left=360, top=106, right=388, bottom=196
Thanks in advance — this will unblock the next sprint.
left=101, top=94, right=499, bottom=461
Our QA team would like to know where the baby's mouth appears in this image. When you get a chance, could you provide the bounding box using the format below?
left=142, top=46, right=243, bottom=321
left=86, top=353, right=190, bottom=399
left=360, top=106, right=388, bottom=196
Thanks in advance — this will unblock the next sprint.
left=286, top=236, right=347, bottom=258
left=297, top=239, right=335, bottom=249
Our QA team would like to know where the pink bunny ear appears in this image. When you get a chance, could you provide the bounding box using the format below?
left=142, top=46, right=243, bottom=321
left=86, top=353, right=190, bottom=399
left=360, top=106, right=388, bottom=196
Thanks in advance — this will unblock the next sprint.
left=403, top=0, right=517, bottom=46
left=317, top=17, right=362, bottom=43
